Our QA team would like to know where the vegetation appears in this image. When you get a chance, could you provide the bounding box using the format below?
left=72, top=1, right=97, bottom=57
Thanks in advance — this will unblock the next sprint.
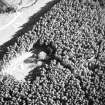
left=0, top=0, right=105, bottom=104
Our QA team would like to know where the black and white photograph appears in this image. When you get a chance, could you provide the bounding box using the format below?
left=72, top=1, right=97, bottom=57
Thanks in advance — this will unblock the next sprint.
left=0, top=0, right=105, bottom=105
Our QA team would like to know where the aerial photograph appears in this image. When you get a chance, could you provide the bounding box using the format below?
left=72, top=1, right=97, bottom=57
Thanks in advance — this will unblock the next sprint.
left=0, top=0, right=105, bottom=105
